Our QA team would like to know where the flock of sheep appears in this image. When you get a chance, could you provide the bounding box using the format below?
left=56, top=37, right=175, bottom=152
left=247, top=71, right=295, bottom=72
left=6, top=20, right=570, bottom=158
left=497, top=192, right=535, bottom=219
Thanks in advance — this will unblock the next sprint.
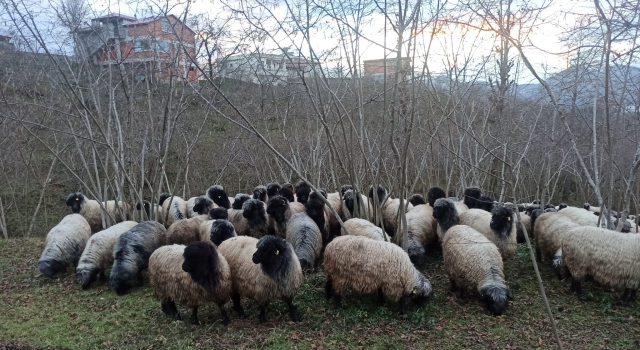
left=36, top=182, right=640, bottom=325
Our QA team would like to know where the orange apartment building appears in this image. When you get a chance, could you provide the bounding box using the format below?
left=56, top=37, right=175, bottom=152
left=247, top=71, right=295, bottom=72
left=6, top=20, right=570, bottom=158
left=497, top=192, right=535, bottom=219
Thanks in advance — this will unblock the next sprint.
left=78, top=14, right=197, bottom=83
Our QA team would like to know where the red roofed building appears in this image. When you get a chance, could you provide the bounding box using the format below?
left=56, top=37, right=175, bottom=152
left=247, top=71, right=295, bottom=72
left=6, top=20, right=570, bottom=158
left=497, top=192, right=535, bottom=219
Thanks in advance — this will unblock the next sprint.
left=77, top=13, right=197, bottom=83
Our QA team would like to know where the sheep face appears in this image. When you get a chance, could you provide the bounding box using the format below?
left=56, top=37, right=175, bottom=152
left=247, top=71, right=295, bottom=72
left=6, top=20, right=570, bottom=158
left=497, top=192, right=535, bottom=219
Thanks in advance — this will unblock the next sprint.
left=368, top=185, right=387, bottom=205
left=433, top=198, right=458, bottom=234
left=209, top=208, right=229, bottom=220
left=253, top=186, right=267, bottom=202
left=342, top=190, right=356, bottom=217
left=410, top=274, right=433, bottom=306
left=544, top=204, right=555, bottom=210
left=193, top=197, right=214, bottom=215
left=489, top=206, right=514, bottom=239
left=207, top=185, right=231, bottom=209
left=583, top=203, right=591, bottom=210
left=252, top=235, right=291, bottom=282
left=210, top=220, right=236, bottom=246
left=110, top=268, right=140, bottom=295
left=409, top=194, right=426, bottom=207
left=277, top=187, right=295, bottom=202
left=136, top=201, right=152, bottom=218
left=477, top=196, right=494, bottom=212
left=66, top=192, right=86, bottom=213
left=282, top=183, right=294, bottom=191
left=517, top=204, right=525, bottom=212
left=242, top=199, right=267, bottom=223
left=463, top=187, right=482, bottom=208
left=232, top=194, right=252, bottom=210
left=76, top=266, right=98, bottom=290
left=340, top=185, right=353, bottom=197
left=558, top=203, right=567, bottom=210
left=38, top=259, right=67, bottom=278
left=266, top=183, right=281, bottom=197
left=267, top=195, right=289, bottom=224
left=427, top=187, right=446, bottom=207
left=182, top=242, right=220, bottom=290
left=159, top=193, right=172, bottom=206
left=544, top=208, right=558, bottom=213
left=480, top=284, right=508, bottom=316
left=307, top=191, right=326, bottom=209
left=294, top=182, right=312, bottom=205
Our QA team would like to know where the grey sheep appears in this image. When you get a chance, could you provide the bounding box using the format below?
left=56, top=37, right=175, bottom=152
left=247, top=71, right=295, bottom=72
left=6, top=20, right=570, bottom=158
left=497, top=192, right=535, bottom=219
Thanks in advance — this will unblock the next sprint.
left=109, top=221, right=166, bottom=295
left=38, top=214, right=92, bottom=278
left=286, top=212, right=323, bottom=271
left=76, top=221, right=138, bottom=289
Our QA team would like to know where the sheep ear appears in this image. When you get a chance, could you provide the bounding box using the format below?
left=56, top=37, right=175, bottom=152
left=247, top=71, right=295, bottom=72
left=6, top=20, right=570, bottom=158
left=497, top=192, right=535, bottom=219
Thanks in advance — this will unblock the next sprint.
left=275, top=250, right=279, bottom=255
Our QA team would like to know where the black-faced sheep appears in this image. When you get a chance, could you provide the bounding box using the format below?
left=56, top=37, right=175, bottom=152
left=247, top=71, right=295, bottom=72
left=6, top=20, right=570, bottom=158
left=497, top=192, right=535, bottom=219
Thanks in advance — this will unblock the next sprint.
left=286, top=212, right=323, bottom=271
left=109, top=221, right=166, bottom=295
left=231, top=194, right=252, bottom=210
left=341, top=189, right=370, bottom=220
left=409, top=194, right=426, bottom=207
left=477, top=195, right=495, bottom=212
left=136, top=201, right=164, bottom=225
left=217, top=235, right=303, bottom=323
left=188, top=196, right=215, bottom=218
left=340, top=218, right=390, bottom=241
left=209, top=208, right=229, bottom=220
left=558, top=203, right=568, bottom=210
left=267, top=195, right=305, bottom=238
left=149, top=242, right=232, bottom=324
left=294, top=181, right=312, bottom=205
left=583, top=203, right=601, bottom=214
left=66, top=192, right=131, bottom=233
left=305, top=190, right=330, bottom=245
left=159, top=193, right=188, bottom=228
left=76, top=221, right=138, bottom=289
left=227, top=199, right=269, bottom=238
left=207, top=185, right=232, bottom=209
left=209, top=220, right=237, bottom=246
left=442, top=224, right=508, bottom=316
left=277, top=187, right=296, bottom=203
left=38, top=214, right=92, bottom=278
left=463, top=186, right=482, bottom=209
left=253, top=186, right=268, bottom=202
left=558, top=226, right=640, bottom=304
left=398, top=204, right=438, bottom=266
left=427, top=187, right=447, bottom=207
left=433, top=199, right=517, bottom=260
left=266, top=182, right=281, bottom=198
left=324, top=235, right=432, bottom=312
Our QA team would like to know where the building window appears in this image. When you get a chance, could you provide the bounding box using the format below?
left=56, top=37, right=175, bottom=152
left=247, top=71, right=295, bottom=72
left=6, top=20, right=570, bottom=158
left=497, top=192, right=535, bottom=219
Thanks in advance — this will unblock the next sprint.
left=153, top=41, right=169, bottom=53
left=161, top=19, right=172, bottom=33
left=135, top=39, right=151, bottom=52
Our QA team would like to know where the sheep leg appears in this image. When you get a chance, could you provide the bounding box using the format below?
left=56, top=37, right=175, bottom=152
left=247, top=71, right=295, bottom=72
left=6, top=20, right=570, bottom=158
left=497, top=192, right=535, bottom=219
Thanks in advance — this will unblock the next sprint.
left=535, top=245, right=542, bottom=263
left=161, top=301, right=181, bottom=320
left=450, top=279, right=463, bottom=299
left=99, top=270, right=106, bottom=281
left=332, top=294, right=343, bottom=309
left=286, top=298, right=301, bottom=322
left=190, top=307, right=199, bottom=325
left=398, top=296, right=411, bottom=315
left=231, top=293, right=246, bottom=318
left=218, top=303, right=230, bottom=325
left=569, top=279, right=582, bottom=296
left=325, top=280, right=334, bottom=301
left=377, top=289, right=385, bottom=306
left=258, top=304, right=268, bottom=324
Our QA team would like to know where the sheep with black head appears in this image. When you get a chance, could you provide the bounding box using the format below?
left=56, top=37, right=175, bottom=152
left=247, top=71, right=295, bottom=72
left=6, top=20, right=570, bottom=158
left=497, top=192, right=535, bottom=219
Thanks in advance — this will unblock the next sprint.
left=109, top=221, right=166, bottom=295
left=38, top=214, right=92, bottom=278
left=209, top=220, right=237, bottom=246
left=340, top=185, right=353, bottom=197
left=253, top=186, right=268, bottom=202
left=294, top=181, right=312, bottom=205
left=149, top=241, right=232, bottom=324
left=209, top=208, right=229, bottom=220
left=427, top=187, right=447, bottom=207
left=277, top=187, right=296, bottom=203
left=266, top=182, right=281, bottom=198
left=227, top=198, right=269, bottom=238
left=188, top=196, right=215, bottom=218
left=305, top=189, right=330, bottom=246
left=463, top=187, right=482, bottom=209
left=442, top=224, right=509, bottom=316
left=66, top=192, right=131, bottom=233
left=207, top=185, right=232, bottom=209
left=76, top=221, right=138, bottom=289
left=217, top=236, right=303, bottom=323
left=158, top=193, right=188, bottom=228
left=409, top=194, right=426, bottom=207
left=558, top=203, right=568, bottom=210
left=324, top=235, right=432, bottom=313
left=267, top=195, right=305, bottom=238
left=368, top=185, right=414, bottom=236
left=477, top=196, right=495, bottom=212
left=340, top=189, right=370, bottom=220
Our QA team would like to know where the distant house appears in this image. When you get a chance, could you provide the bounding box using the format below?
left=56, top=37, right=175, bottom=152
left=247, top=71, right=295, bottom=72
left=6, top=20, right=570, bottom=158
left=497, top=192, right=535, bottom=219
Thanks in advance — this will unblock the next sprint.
left=77, top=13, right=197, bottom=83
left=363, top=57, right=412, bottom=79
left=216, top=52, right=288, bottom=85
left=285, top=55, right=320, bottom=79
left=0, top=29, right=15, bottom=52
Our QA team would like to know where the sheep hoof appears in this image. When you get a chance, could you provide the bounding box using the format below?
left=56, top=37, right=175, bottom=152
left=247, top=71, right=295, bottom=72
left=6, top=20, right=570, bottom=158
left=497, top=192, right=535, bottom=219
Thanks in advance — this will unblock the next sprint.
left=290, top=312, right=301, bottom=322
left=222, top=316, right=230, bottom=326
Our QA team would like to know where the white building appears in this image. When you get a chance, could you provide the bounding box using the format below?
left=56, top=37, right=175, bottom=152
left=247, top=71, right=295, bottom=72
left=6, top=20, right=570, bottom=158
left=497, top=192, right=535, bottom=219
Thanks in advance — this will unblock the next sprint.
left=217, top=52, right=288, bottom=85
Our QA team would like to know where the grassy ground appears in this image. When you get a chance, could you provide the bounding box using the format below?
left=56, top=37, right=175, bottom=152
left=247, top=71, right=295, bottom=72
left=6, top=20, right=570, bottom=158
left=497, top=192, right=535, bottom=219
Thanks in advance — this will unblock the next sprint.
left=1, top=239, right=639, bottom=350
